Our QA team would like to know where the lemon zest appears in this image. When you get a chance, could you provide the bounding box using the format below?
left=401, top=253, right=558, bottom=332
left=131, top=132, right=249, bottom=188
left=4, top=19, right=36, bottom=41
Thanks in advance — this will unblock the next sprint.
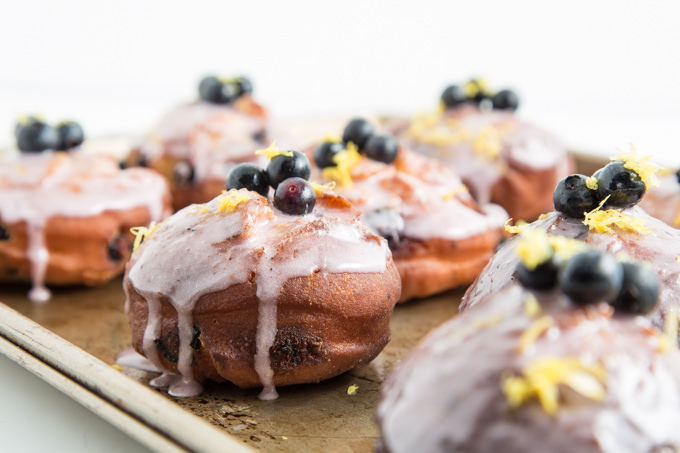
left=516, top=229, right=553, bottom=270
left=442, top=184, right=469, bottom=200
left=130, top=221, right=158, bottom=252
left=501, top=357, right=607, bottom=415
left=407, top=112, right=469, bottom=146
left=537, top=213, right=551, bottom=221
left=583, top=209, right=650, bottom=235
left=548, top=235, right=589, bottom=263
left=585, top=176, right=599, bottom=190
left=323, top=135, right=342, bottom=144
left=310, top=181, right=336, bottom=196
left=523, top=292, right=541, bottom=317
left=613, top=144, right=662, bottom=188
left=463, top=78, right=492, bottom=99
left=321, top=143, right=361, bottom=187
left=255, top=142, right=293, bottom=160
left=473, top=314, right=502, bottom=330
left=347, top=384, right=359, bottom=395
left=216, top=190, right=251, bottom=214
left=472, top=125, right=502, bottom=161
left=504, top=219, right=528, bottom=235
left=518, top=315, right=554, bottom=352
left=659, top=306, right=678, bottom=352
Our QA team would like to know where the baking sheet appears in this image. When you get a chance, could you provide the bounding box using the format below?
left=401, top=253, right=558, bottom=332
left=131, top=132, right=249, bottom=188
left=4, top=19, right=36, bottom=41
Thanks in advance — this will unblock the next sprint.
left=0, top=277, right=461, bottom=452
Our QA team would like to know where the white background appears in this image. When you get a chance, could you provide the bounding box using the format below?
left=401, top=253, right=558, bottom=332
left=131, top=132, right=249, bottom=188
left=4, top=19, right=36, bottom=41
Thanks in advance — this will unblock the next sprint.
left=0, top=1, right=679, bottom=451
left=1, top=0, right=679, bottom=161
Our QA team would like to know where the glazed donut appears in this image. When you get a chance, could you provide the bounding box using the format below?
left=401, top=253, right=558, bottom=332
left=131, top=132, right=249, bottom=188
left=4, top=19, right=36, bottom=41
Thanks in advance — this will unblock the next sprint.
left=128, top=76, right=270, bottom=210
left=310, top=120, right=508, bottom=302
left=0, top=151, right=171, bottom=302
left=462, top=153, right=680, bottom=336
left=639, top=168, right=680, bottom=228
left=377, top=282, right=680, bottom=452
left=393, top=81, right=572, bottom=221
left=123, top=187, right=400, bottom=399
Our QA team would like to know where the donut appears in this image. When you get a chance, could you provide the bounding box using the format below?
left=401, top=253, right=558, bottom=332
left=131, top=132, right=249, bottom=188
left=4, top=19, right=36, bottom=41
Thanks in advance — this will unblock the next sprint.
left=127, top=76, right=270, bottom=210
left=376, top=280, right=680, bottom=452
left=309, top=119, right=508, bottom=302
left=123, top=179, right=401, bottom=399
left=392, top=79, right=572, bottom=221
left=461, top=151, right=680, bottom=336
left=0, top=150, right=171, bottom=302
left=639, top=168, right=680, bottom=227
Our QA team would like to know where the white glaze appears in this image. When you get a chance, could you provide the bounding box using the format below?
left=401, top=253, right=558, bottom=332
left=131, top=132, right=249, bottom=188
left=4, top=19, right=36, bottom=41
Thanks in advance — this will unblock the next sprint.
left=138, top=101, right=269, bottom=182
left=0, top=151, right=170, bottom=302
left=126, top=190, right=390, bottom=399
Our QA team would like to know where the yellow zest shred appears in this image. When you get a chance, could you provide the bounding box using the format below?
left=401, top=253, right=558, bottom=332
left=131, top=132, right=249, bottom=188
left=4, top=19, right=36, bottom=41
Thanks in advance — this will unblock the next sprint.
left=442, top=184, right=469, bottom=200
left=407, top=112, right=470, bottom=146
left=501, top=357, right=607, bottom=415
left=548, top=235, right=589, bottom=263
left=310, top=181, right=336, bottom=196
left=583, top=208, right=651, bottom=235
left=659, top=306, right=679, bottom=352
left=613, top=144, right=662, bottom=188
left=472, top=126, right=502, bottom=161
left=516, top=229, right=553, bottom=270
left=321, top=142, right=361, bottom=187
left=255, top=142, right=293, bottom=160
left=347, top=384, right=359, bottom=395
left=585, top=176, right=599, bottom=190
left=216, top=190, right=251, bottom=214
left=504, top=219, right=528, bottom=235
left=463, top=78, right=492, bottom=99
left=130, top=221, right=158, bottom=252
left=323, top=135, right=342, bottom=144
left=518, top=315, right=554, bottom=352
left=473, top=314, right=503, bottom=330
left=523, top=292, right=541, bottom=317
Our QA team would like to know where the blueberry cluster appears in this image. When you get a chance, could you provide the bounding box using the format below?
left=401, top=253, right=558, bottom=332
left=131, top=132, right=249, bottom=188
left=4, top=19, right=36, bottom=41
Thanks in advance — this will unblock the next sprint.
left=314, top=118, right=399, bottom=168
left=198, top=75, right=253, bottom=104
left=518, top=246, right=659, bottom=315
left=553, top=161, right=646, bottom=218
left=15, top=117, right=84, bottom=152
left=441, top=79, right=519, bottom=111
left=226, top=149, right=315, bottom=215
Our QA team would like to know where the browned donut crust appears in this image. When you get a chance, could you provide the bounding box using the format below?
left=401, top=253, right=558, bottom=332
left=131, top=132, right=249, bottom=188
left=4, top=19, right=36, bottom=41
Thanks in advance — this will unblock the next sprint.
left=393, top=231, right=503, bottom=301
left=489, top=155, right=574, bottom=221
left=125, top=261, right=400, bottom=388
left=0, top=204, right=167, bottom=286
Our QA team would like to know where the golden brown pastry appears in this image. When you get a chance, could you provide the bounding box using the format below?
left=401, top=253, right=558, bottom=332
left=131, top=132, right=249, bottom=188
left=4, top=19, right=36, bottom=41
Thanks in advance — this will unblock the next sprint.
left=0, top=151, right=171, bottom=302
left=123, top=187, right=400, bottom=399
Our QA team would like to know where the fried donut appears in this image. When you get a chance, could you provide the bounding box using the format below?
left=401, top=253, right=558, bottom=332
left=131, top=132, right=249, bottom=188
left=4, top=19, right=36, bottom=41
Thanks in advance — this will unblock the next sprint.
left=377, top=283, right=680, bottom=452
left=128, top=77, right=270, bottom=210
left=123, top=188, right=400, bottom=399
left=394, top=88, right=572, bottom=221
left=0, top=151, right=171, bottom=302
left=310, top=125, right=508, bottom=302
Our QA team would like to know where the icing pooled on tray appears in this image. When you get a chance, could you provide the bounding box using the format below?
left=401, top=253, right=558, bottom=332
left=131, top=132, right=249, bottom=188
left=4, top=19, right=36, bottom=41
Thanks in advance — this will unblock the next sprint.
left=125, top=189, right=391, bottom=399
left=0, top=151, right=169, bottom=301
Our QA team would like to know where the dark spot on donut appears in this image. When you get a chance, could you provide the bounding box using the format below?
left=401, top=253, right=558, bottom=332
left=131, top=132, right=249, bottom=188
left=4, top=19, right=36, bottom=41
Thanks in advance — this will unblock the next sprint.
left=155, top=338, right=178, bottom=363
left=0, top=223, right=9, bottom=241
left=107, top=235, right=130, bottom=261
left=270, top=326, right=327, bottom=370
left=173, top=161, right=195, bottom=186
left=252, top=129, right=267, bottom=143
left=190, top=326, right=201, bottom=350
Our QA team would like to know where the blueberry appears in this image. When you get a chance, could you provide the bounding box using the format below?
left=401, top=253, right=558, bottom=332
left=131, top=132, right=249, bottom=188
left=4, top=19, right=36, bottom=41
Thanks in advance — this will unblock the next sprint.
left=16, top=119, right=60, bottom=152
left=266, top=150, right=311, bottom=188
left=198, top=76, right=238, bottom=104
left=364, top=135, right=399, bottom=164
left=314, top=141, right=344, bottom=168
left=235, top=77, right=253, bottom=96
left=274, top=177, right=316, bottom=215
left=252, top=129, right=267, bottom=143
left=558, top=251, right=623, bottom=305
left=55, top=121, right=85, bottom=150
left=466, top=79, right=490, bottom=104
left=14, top=115, right=43, bottom=138
left=441, top=85, right=467, bottom=109
left=676, top=168, right=680, bottom=185
left=107, top=235, right=127, bottom=262
left=226, top=163, right=269, bottom=197
left=517, top=259, right=558, bottom=290
left=612, top=262, right=659, bottom=314
left=553, top=174, right=600, bottom=218
left=492, top=89, right=519, bottom=111
left=342, top=118, right=374, bottom=149
left=596, top=161, right=646, bottom=209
